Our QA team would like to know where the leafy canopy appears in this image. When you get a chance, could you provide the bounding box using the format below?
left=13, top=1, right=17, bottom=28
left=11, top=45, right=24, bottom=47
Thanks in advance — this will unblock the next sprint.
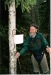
left=5, top=0, right=36, bottom=12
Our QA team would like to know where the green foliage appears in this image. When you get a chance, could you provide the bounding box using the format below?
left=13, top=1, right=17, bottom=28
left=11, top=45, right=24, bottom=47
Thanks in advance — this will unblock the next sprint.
left=0, top=66, right=9, bottom=74
left=18, top=53, right=33, bottom=74
left=5, top=0, right=36, bottom=12
left=20, top=0, right=36, bottom=12
left=37, top=0, right=46, bottom=4
left=0, top=24, right=9, bottom=74
left=37, top=0, right=50, bottom=33
left=16, top=0, right=21, bottom=8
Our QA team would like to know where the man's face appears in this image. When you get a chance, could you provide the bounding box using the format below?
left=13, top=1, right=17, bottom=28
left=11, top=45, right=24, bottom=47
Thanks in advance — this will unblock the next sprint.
left=30, top=26, right=37, bottom=35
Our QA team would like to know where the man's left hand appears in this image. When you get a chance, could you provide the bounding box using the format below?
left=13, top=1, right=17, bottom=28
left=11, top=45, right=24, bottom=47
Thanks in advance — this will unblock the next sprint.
left=46, top=47, right=51, bottom=54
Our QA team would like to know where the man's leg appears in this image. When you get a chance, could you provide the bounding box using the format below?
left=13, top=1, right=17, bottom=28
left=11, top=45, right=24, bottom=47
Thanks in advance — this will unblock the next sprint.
left=31, top=54, right=40, bottom=74
left=40, top=53, right=49, bottom=74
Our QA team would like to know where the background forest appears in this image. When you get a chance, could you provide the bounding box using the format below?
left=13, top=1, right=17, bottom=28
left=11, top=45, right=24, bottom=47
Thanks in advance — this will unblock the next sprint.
left=0, top=0, right=50, bottom=74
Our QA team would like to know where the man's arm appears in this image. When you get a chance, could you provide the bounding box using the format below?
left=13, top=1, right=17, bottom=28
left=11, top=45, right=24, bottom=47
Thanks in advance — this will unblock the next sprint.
left=41, top=34, right=49, bottom=47
left=41, top=33, right=50, bottom=53
left=15, top=37, right=29, bottom=58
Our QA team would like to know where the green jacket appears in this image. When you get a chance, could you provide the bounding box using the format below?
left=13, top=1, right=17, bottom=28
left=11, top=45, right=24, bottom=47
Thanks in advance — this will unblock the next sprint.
left=20, top=32, right=48, bottom=56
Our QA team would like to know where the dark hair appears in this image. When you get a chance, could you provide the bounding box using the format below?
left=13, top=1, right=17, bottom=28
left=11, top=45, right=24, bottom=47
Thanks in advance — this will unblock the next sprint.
left=30, top=24, right=39, bottom=29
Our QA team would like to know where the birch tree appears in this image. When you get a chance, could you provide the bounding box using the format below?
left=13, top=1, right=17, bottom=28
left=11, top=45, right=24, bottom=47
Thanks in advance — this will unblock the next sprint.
left=8, top=0, right=16, bottom=74
left=5, top=0, right=36, bottom=74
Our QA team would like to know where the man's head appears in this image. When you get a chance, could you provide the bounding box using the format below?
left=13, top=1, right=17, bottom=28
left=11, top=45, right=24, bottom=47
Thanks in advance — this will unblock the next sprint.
left=29, top=24, right=38, bottom=38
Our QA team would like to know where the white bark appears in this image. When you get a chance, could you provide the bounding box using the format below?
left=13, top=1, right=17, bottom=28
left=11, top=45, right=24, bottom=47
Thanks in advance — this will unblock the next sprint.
left=8, top=0, right=17, bottom=74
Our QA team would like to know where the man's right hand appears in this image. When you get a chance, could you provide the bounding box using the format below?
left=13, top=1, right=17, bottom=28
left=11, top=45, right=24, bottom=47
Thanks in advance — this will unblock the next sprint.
left=15, top=52, right=20, bottom=59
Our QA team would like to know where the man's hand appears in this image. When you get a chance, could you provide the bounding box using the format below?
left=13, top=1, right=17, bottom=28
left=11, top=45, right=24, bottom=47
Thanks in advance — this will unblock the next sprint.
left=46, top=47, right=51, bottom=54
left=15, top=52, right=20, bottom=59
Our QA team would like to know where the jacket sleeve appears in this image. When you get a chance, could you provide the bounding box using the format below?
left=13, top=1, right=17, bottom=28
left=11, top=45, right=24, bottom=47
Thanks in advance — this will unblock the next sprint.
left=19, top=37, right=29, bottom=56
left=41, top=33, right=49, bottom=48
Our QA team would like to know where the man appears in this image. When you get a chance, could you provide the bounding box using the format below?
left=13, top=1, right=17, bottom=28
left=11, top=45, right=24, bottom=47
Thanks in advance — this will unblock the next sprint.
left=16, top=24, right=50, bottom=74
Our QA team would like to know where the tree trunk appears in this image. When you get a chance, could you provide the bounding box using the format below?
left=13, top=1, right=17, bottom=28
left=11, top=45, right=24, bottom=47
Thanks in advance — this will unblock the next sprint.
left=8, top=0, right=17, bottom=74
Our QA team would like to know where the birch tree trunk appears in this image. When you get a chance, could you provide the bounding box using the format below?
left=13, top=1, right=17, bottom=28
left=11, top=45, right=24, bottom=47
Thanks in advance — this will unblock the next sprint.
left=8, top=0, right=17, bottom=74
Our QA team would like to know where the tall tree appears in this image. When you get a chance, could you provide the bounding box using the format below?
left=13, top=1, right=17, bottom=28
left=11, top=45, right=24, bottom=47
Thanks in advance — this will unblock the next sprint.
left=8, top=0, right=16, bottom=74
left=5, top=0, right=36, bottom=74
